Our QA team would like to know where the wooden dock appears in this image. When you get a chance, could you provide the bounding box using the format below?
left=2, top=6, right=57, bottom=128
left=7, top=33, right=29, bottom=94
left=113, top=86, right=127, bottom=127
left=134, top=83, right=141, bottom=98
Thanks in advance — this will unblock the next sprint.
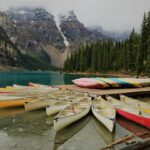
left=55, top=85, right=150, bottom=96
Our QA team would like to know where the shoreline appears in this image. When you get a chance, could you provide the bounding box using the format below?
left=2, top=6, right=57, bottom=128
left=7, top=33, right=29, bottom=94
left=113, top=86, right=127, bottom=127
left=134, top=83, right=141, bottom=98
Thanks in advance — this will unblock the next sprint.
left=64, top=71, right=149, bottom=78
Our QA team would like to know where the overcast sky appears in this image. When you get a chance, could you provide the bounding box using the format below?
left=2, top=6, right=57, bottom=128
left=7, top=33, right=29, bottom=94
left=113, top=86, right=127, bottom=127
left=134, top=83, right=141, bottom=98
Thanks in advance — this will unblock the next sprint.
left=0, top=0, right=150, bottom=32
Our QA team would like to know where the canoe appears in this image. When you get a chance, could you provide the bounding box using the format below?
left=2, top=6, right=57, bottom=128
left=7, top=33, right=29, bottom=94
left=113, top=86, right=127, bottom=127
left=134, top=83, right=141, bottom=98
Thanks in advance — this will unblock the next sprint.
left=95, top=78, right=119, bottom=88
left=28, top=82, right=53, bottom=88
left=120, top=78, right=142, bottom=88
left=13, top=84, right=27, bottom=88
left=92, top=96, right=116, bottom=132
left=24, top=98, right=58, bottom=111
left=121, top=78, right=150, bottom=87
left=72, top=78, right=109, bottom=89
left=0, top=92, right=15, bottom=94
left=108, top=78, right=133, bottom=88
left=54, top=97, right=92, bottom=131
left=54, top=115, right=90, bottom=150
left=107, top=96, right=150, bottom=129
left=120, top=95, right=150, bottom=114
left=0, top=95, right=25, bottom=100
left=46, top=101, right=71, bottom=116
left=46, top=96, right=88, bottom=116
left=0, top=98, right=34, bottom=108
left=14, top=87, right=58, bottom=95
left=0, top=87, right=15, bottom=93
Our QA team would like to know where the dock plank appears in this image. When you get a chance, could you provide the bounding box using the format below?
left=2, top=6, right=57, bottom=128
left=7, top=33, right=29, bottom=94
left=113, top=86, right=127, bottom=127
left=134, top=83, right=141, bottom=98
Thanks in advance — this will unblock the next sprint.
left=55, top=85, right=150, bottom=96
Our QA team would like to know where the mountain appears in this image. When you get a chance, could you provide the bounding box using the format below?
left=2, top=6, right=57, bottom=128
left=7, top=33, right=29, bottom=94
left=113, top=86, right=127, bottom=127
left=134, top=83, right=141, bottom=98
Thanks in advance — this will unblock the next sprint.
left=0, top=25, right=52, bottom=70
left=0, top=25, right=21, bottom=67
left=59, top=11, right=106, bottom=49
left=0, top=8, right=108, bottom=68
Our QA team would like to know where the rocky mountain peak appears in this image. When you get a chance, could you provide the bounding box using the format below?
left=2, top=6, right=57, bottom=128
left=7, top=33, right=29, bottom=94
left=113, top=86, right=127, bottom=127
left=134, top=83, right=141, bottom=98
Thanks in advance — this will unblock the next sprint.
left=6, top=7, right=54, bottom=21
left=59, top=10, right=78, bottom=23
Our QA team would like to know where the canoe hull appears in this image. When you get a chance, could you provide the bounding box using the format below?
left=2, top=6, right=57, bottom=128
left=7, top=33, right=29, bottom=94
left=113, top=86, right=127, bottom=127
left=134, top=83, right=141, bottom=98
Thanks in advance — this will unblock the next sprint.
left=0, top=99, right=32, bottom=108
left=24, top=100, right=56, bottom=111
left=120, top=95, right=150, bottom=114
left=72, top=78, right=108, bottom=89
left=116, top=108, right=150, bottom=129
left=54, top=107, right=90, bottom=131
left=46, top=103, right=70, bottom=116
left=92, top=106, right=115, bottom=132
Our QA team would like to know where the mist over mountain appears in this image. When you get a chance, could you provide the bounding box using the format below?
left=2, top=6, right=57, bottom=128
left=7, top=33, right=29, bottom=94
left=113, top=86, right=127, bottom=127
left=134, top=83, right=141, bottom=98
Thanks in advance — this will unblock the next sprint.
left=87, top=26, right=130, bottom=41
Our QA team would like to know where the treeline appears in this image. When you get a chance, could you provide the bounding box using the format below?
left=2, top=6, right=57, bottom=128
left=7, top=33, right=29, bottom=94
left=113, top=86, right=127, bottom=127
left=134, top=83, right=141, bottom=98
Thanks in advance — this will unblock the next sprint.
left=63, top=11, right=150, bottom=76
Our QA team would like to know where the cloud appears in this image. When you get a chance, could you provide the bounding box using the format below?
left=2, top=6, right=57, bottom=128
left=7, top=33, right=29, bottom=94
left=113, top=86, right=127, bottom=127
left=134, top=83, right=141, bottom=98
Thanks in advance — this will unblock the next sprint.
left=0, top=0, right=150, bottom=32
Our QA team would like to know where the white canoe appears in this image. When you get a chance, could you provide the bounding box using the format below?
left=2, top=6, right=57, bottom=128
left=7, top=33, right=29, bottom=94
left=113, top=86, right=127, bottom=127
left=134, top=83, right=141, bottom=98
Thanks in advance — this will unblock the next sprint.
left=13, top=84, right=59, bottom=94
left=92, top=96, right=116, bottom=132
left=28, top=82, right=54, bottom=88
left=46, top=101, right=71, bottom=116
left=46, top=96, right=88, bottom=116
left=24, top=98, right=58, bottom=111
left=120, top=95, right=150, bottom=113
left=0, top=95, right=25, bottom=100
left=54, top=97, right=92, bottom=131
left=121, top=78, right=150, bottom=87
left=13, top=84, right=30, bottom=88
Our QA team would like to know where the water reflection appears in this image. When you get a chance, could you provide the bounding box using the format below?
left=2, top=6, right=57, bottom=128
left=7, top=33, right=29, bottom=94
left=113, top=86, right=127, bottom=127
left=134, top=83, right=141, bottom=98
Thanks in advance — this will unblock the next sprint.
left=0, top=71, right=92, bottom=87
left=117, top=116, right=150, bottom=139
left=91, top=116, right=115, bottom=144
left=92, top=116, right=142, bottom=150
left=53, top=115, right=90, bottom=150
left=0, top=71, right=111, bottom=87
left=0, top=110, right=55, bottom=150
left=0, top=108, right=145, bottom=150
left=0, top=107, right=25, bottom=117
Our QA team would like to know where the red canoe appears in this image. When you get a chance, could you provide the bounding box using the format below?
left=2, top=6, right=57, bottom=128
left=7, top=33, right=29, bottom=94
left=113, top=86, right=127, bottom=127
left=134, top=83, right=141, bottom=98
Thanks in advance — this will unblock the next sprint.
left=107, top=96, right=150, bottom=129
left=116, top=108, right=150, bottom=129
left=0, top=92, right=15, bottom=94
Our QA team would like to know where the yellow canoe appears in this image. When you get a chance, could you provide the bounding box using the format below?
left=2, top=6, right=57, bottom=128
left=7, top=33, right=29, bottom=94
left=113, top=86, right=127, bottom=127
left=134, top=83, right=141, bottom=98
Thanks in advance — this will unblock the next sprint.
left=0, top=98, right=34, bottom=108
left=0, top=87, right=15, bottom=93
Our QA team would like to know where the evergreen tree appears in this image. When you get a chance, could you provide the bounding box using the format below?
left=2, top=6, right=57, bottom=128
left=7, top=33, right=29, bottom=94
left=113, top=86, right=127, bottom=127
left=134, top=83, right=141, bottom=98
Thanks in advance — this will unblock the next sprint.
left=136, top=13, right=147, bottom=74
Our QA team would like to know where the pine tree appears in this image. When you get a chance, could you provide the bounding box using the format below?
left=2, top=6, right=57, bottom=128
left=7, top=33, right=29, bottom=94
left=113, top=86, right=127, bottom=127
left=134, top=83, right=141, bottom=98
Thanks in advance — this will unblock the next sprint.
left=136, top=13, right=147, bottom=75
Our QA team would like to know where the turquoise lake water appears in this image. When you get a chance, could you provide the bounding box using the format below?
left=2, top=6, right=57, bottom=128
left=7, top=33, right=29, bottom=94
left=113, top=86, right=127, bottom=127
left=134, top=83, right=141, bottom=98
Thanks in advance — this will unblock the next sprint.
left=0, top=71, right=94, bottom=87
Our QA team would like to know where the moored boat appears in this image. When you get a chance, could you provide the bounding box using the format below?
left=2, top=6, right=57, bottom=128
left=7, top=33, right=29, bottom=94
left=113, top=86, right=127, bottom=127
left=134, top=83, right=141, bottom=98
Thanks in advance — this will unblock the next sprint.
left=95, top=78, right=119, bottom=88
left=46, top=96, right=88, bottom=116
left=54, top=97, right=92, bottom=131
left=13, top=84, right=30, bottom=88
left=0, top=98, right=34, bottom=108
left=92, top=96, right=116, bottom=132
left=72, top=78, right=109, bottom=89
left=28, top=82, right=53, bottom=88
left=46, top=101, right=71, bottom=116
left=0, top=87, right=15, bottom=93
left=24, top=98, right=58, bottom=111
left=107, top=96, right=150, bottom=129
left=120, top=95, right=150, bottom=114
